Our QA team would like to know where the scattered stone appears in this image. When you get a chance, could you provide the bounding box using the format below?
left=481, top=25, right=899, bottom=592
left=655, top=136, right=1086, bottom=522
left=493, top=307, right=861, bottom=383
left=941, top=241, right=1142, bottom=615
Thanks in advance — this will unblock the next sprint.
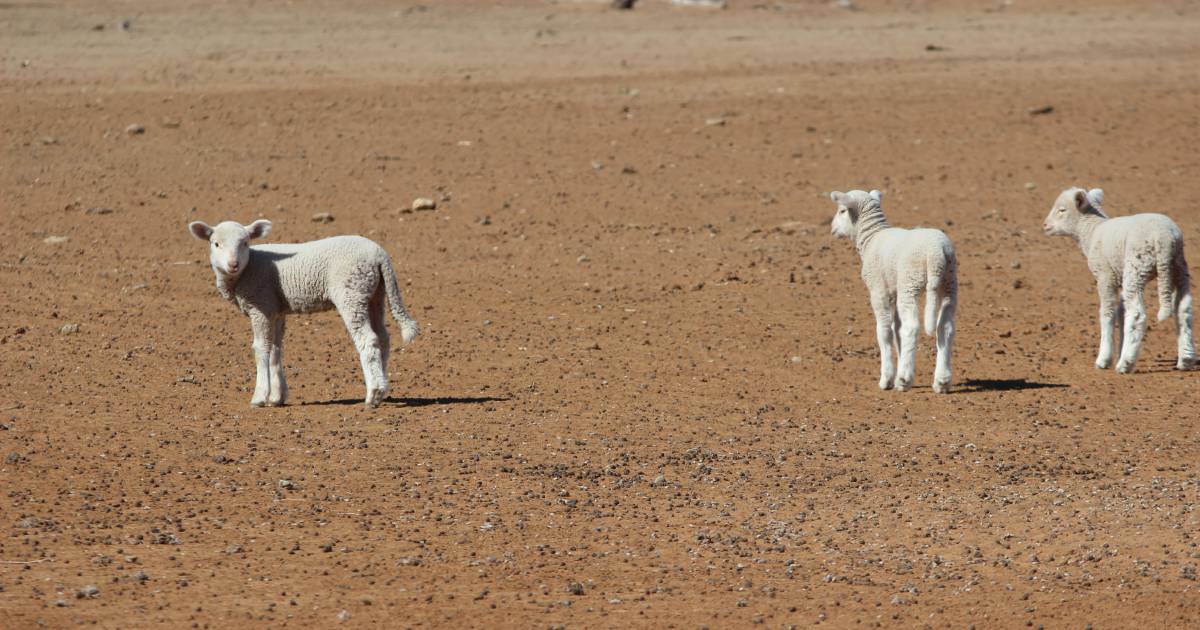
left=60, top=323, right=80, bottom=335
left=212, top=453, right=231, bottom=464
left=41, top=136, right=58, bottom=145
left=77, top=585, right=99, bottom=599
left=54, top=599, right=69, bottom=607
left=835, top=0, right=858, bottom=9
left=651, top=474, right=667, bottom=487
left=397, top=556, right=422, bottom=566
left=621, top=165, right=637, bottom=175
left=705, top=117, right=727, bottom=126
left=336, top=610, right=351, bottom=622
left=567, top=582, right=585, bottom=595
left=131, top=570, right=149, bottom=583
left=125, top=123, right=145, bottom=136
left=412, top=198, right=437, bottom=211
left=1024, top=182, right=1037, bottom=191
left=577, top=255, right=590, bottom=263
left=278, top=479, right=296, bottom=490
left=1028, top=105, right=1054, bottom=116
left=591, top=160, right=604, bottom=170
left=224, top=543, right=243, bottom=554
left=161, top=118, right=181, bottom=129
left=178, top=375, right=199, bottom=384
left=925, top=44, right=946, bottom=51
left=44, top=235, right=69, bottom=244
left=85, top=207, right=115, bottom=215
left=311, top=212, right=334, bottom=223
left=5, top=453, right=22, bottom=465
left=120, top=19, right=133, bottom=31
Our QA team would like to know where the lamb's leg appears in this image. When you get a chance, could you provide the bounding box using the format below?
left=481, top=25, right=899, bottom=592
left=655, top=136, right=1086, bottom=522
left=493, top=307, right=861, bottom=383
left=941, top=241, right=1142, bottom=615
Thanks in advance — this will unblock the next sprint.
left=933, top=293, right=955, bottom=394
left=1176, top=277, right=1196, bottom=369
left=1116, top=271, right=1149, bottom=374
left=267, top=317, right=288, bottom=406
left=368, top=291, right=391, bottom=402
left=870, top=293, right=897, bottom=390
left=895, top=294, right=921, bottom=391
left=1095, top=277, right=1120, bottom=370
left=249, top=313, right=272, bottom=407
left=339, top=298, right=386, bottom=408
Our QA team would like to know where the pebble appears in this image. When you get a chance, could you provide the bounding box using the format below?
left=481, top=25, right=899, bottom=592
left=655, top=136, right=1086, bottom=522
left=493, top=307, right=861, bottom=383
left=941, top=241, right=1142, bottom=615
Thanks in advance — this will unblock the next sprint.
left=790, top=356, right=802, bottom=364
left=224, top=543, right=243, bottom=554
left=85, top=207, right=114, bottom=215
left=336, top=610, right=351, bottom=621
left=566, top=582, right=585, bottom=595
left=161, top=118, right=181, bottom=129
left=77, top=585, right=100, bottom=599
left=412, top=198, right=437, bottom=211
left=311, top=212, right=334, bottom=223
left=278, top=479, right=296, bottom=490
left=651, top=474, right=667, bottom=487
left=44, top=235, right=69, bottom=244
left=705, top=117, right=727, bottom=126
left=577, top=255, right=590, bottom=263
left=125, top=123, right=145, bottom=136
left=1024, top=182, right=1037, bottom=190
left=60, top=323, right=80, bottom=334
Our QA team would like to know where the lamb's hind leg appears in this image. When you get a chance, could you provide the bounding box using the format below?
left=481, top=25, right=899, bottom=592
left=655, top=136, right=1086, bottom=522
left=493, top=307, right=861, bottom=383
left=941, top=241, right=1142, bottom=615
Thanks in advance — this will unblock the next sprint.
left=895, top=293, right=921, bottom=391
left=1176, top=274, right=1196, bottom=369
left=870, top=293, right=897, bottom=390
left=338, top=296, right=387, bottom=408
left=267, top=317, right=288, bottom=406
left=1116, top=268, right=1150, bottom=373
left=368, top=288, right=391, bottom=402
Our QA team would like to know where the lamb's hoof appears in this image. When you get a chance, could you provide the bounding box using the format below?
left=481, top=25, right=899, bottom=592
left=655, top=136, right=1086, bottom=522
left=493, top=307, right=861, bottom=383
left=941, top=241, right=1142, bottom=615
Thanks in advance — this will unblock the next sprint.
left=250, top=399, right=267, bottom=408
left=894, top=377, right=913, bottom=392
left=266, top=400, right=285, bottom=407
left=879, top=378, right=894, bottom=391
left=1115, top=360, right=1136, bottom=374
left=1177, top=358, right=1197, bottom=370
left=933, top=379, right=951, bottom=394
left=1094, top=358, right=1112, bottom=370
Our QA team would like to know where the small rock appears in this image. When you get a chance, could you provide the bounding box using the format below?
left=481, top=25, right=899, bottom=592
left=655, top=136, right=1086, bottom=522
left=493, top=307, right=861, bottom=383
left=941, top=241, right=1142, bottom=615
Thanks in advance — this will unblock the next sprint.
left=1024, top=182, right=1037, bottom=191
left=224, top=543, right=243, bottom=554
left=85, top=207, right=114, bottom=215
left=567, top=582, right=585, bottom=595
left=131, top=570, right=149, bottom=583
left=60, top=323, right=80, bottom=335
left=161, top=118, right=181, bottom=129
left=5, top=453, right=22, bottom=465
left=336, top=610, right=351, bottom=622
left=1011, top=260, right=1021, bottom=269
left=54, top=599, right=69, bottom=607
left=621, top=165, right=637, bottom=175
left=925, top=44, right=946, bottom=51
left=790, top=356, right=802, bottom=364
left=77, top=585, right=99, bottom=599
left=311, top=212, right=334, bottom=223
left=705, top=117, right=727, bottom=127
left=120, top=19, right=133, bottom=31
left=278, top=479, right=296, bottom=490
left=43, top=235, right=69, bottom=244
left=178, top=375, right=199, bottom=384
left=412, top=198, right=437, bottom=211
left=125, top=123, right=145, bottom=135
left=577, top=255, right=590, bottom=263
left=1028, top=105, right=1054, bottom=116
left=651, top=474, right=667, bottom=487
left=41, top=136, right=58, bottom=145
left=1013, top=279, right=1025, bottom=289
left=212, top=453, right=230, bottom=464
left=398, top=556, right=422, bottom=566
left=591, top=160, right=604, bottom=170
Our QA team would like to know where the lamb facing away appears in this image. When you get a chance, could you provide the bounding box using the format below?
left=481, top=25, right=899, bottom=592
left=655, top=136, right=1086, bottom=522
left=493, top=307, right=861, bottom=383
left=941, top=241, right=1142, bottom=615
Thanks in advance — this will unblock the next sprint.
left=829, top=190, right=958, bottom=393
left=1043, top=187, right=1195, bottom=372
left=187, top=220, right=419, bottom=408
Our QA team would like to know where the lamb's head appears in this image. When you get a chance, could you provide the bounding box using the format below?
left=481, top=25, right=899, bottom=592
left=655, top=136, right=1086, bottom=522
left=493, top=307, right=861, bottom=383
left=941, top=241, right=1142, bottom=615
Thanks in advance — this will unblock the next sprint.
left=188, top=219, right=272, bottom=277
left=829, top=189, right=882, bottom=239
left=1043, top=187, right=1106, bottom=236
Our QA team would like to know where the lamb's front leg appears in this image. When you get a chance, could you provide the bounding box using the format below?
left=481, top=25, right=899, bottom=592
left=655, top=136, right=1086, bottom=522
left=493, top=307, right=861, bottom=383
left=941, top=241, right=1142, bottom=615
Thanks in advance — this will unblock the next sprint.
left=1094, top=277, right=1120, bottom=369
left=249, top=313, right=272, bottom=407
left=1116, top=272, right=1149, bottom=373
left=894, top=295, right=921, bottom=391
left=870, top=293, right=897, bottom=390
left=267, top=317, right=288, bottom=406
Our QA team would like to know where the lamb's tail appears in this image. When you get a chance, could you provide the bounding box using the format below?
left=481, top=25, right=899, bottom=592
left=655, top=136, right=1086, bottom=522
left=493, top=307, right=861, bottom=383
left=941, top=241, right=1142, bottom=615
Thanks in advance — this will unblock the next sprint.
left=380, top=257, right=419, bottom=344
left=1156, top=242, right=1188, bottom=322
left=924, top=244, right=957, bottom=336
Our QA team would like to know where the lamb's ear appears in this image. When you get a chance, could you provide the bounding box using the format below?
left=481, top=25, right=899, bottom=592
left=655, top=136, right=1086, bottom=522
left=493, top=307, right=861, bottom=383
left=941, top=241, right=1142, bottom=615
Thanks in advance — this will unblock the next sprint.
left=869, top=190, right=882, bottom=203
left=830, top=191, right=844, bottom=204
left=246, top=220, right=272, bottom=240
left=188, top=221, right=213, bottom=241
left=1087, top=188, right=1104, bottom=207
left=1073, top=189, right=1090, bottom=210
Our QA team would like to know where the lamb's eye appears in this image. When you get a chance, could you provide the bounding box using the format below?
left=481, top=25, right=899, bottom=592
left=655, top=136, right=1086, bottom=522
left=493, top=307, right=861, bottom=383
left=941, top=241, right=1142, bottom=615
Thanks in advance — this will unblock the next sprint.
left=214, top=242, right=220, bottom=248
left=1058, top=208, right=1066, bottom=213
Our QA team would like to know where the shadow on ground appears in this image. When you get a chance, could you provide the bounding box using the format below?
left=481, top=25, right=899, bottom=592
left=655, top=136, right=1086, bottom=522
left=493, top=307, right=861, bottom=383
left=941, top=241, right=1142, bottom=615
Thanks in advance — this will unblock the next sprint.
left=956, top=378, right=1069, bottom=393
left=301, top=396, right=510, bottom=407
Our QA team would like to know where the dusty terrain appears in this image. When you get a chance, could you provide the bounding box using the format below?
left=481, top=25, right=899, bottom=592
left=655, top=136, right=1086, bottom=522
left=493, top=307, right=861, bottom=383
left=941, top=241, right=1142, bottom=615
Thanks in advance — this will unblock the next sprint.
left=3, top=0, right=1200, bottom=627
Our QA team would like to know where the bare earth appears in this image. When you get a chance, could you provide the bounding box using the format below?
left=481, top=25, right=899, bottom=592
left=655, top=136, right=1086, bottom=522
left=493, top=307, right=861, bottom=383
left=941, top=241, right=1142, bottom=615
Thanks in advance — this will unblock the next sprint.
left=3, top=0, right=1200, bottom=627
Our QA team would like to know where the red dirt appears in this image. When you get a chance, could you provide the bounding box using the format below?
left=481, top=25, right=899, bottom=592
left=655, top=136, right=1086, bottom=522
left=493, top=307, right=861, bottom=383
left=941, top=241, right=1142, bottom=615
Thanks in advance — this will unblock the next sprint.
left=3, top=1, right=1200, bottom=627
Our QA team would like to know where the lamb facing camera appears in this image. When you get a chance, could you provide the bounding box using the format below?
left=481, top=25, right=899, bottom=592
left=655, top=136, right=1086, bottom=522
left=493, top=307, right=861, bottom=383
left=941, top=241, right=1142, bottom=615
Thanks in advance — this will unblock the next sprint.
left=1043, top=187, right=1195, bottom=372
left=188, top=219, right=419, bottom=408
left=829, top=189, right=958, bottom=393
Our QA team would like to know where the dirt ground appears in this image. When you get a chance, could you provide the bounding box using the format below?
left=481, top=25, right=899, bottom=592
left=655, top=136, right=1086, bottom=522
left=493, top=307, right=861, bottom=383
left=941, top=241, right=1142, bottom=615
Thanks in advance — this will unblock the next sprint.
left=3, top=0, right=1200, bottom=627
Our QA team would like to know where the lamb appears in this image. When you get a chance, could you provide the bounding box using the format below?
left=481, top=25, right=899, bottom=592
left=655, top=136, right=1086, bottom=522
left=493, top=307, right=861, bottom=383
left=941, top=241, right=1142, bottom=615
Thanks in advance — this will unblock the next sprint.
left=829, top=190, right=958, bottom=393
left=1042, top=187, right=1195, bottom=372
left=187, top=219, right=420, bottom=408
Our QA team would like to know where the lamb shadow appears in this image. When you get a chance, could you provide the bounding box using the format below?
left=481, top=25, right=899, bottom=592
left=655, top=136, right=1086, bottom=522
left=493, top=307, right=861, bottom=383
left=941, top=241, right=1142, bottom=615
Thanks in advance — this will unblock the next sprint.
left=300, top=395, right=509, bottom=407
left=956, top=378, right=1068, bottom=393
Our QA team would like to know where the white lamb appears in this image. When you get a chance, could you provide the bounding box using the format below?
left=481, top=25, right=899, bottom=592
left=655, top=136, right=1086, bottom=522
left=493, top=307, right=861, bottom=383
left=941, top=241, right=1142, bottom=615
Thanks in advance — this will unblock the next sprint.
left=829, top=190, right=958, bottom=393
left=187, top=219, right=420, bottom=408
left=1043, top=187, right=1195, bottom=372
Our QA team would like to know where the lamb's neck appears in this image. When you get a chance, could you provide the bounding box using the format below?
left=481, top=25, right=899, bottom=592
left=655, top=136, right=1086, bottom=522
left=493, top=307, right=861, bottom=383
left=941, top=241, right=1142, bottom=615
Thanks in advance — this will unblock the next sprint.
left=213, top=269, right=240, bottom=304
left=854, top=202, right=891, bottom=256
left=1072, top=214, right=1107, bottom=255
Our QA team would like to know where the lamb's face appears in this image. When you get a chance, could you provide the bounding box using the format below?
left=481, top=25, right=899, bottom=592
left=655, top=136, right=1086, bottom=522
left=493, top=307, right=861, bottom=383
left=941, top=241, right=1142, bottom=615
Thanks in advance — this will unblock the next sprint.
left=188, top=219, right=272, bottom=276
left=1043, top=188, right=1090, bottom=236
left=829, top=190, right=874, bottom=239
